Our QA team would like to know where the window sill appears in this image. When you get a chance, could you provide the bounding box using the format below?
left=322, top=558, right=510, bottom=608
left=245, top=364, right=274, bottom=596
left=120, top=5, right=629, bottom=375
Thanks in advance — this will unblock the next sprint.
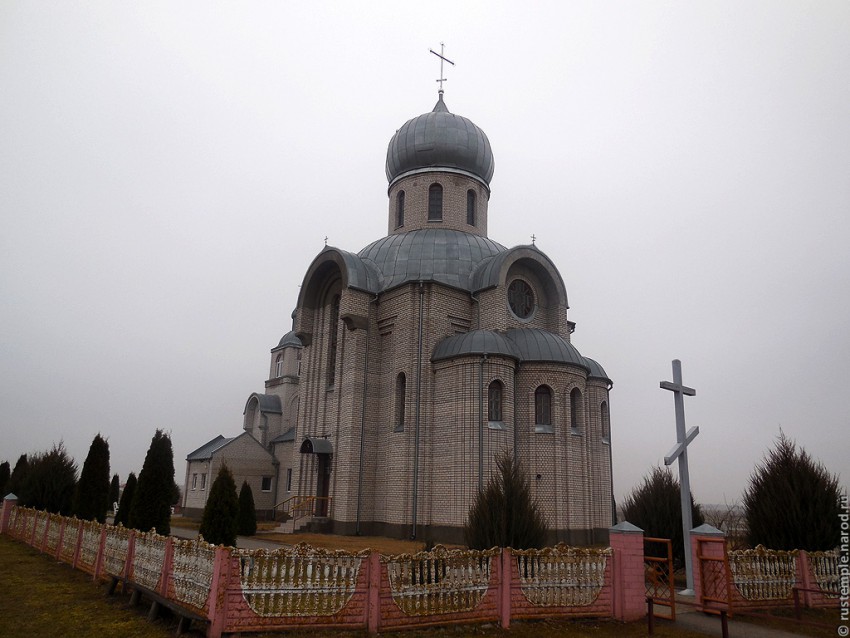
left=534, top=425, right=553, bottom=434
left=571, top=428, right=582, bottom=436
left=601, top=437, right=610, bottom=445
left=488, top=421, right=506, bottom=430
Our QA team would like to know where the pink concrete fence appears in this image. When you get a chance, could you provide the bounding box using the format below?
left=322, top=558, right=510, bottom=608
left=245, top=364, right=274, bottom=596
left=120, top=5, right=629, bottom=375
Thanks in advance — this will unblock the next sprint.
left=690, top=527, right=841, bottom=614
left=1, top=499, right=647, bottom=636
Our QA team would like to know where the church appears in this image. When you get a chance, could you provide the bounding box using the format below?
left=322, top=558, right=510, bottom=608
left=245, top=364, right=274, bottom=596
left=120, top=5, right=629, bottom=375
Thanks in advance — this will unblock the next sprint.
left=183, top=89, right=615, bottom=545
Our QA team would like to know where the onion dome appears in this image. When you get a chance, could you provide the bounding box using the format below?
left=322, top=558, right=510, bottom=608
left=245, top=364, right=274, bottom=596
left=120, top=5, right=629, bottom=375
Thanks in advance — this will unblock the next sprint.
left=385, top=94, right=495, bottom=188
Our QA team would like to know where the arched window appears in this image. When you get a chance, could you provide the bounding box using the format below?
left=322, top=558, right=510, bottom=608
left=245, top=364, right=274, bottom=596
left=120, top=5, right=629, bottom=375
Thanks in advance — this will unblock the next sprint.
left=428, top=183, right=443, bottom=220
left=601, top=401, right=610, bottom=442
left=395, top=372, right=406, bottom=431
left=396, top=190, right=405, bottom=227
left=327, top=294, right=340, bottom=387
left=275, top=354, right=284, bottom=378
left=570, top=387, right=583, bottom=434
left=488, top=380, right=503, bottom=422
left=535, top=385, right=552, bottom=433
left=466, top=189, right=476, bottom=226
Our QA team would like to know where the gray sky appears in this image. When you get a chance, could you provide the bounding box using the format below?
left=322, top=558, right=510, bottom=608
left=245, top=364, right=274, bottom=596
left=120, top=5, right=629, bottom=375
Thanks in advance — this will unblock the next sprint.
left=2, top=1, right=848, bottom=507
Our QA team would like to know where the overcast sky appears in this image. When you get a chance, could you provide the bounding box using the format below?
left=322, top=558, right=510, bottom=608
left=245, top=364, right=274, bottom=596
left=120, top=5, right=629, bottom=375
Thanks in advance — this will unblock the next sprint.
left=2, top=1, right=848, bottom=508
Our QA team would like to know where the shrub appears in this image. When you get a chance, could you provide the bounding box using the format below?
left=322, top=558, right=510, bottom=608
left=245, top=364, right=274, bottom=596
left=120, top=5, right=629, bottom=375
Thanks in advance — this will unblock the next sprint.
left=199, top=465, right=239, bottom=547
left=464, top=451, right=547, bottom=550
left=8, top=454, right=29, bottom=498
left=0, top=461, right=9, bottom=497
left=237, top=481, right=258, bottom=536
left=73, top=434, right=111, bottom=522
left=21, top=443, right=78, bottom=515
left=743, top=432, right=842, bottom=551
left=621, top=466, right=705, bottom=568
left=128, top=430, right=175, bottom=535
left=114, top=472, right=136, bottom=527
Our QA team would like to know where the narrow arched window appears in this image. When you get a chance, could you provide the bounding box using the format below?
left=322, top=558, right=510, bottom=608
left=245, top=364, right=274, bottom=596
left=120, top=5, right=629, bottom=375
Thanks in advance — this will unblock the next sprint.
left=395, top=372, right=406, bottom=431
left=570, top=387, right=583, bottom=433
left=601, top=401, right=610, bottom=441
left=488, top=380, right=503, bottom=422
left=327, top=294, right=340, bottom=387
left=535, top=385, right=552, bottom=432
left=396, top=190, right=405, bottom=227
left=275, top=354, right=284, bottom=377
left=428, top=183, right=443, bottom=220
left=466, top=189, right=476, bottom=226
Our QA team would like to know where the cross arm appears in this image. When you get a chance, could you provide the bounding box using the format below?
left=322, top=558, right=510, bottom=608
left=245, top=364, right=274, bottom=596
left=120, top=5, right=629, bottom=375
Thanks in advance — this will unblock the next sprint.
left=664, top=426, right=700, bottom=465
left=660, top=381, right=696, bottom=396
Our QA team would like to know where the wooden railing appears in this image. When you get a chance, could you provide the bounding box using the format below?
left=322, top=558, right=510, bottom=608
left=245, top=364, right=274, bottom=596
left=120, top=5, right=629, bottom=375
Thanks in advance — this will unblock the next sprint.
left=275, top=495, right=333, bottom=523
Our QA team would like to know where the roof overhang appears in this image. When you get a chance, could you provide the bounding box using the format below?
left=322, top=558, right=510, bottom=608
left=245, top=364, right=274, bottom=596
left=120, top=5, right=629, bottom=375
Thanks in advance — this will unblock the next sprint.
left=299, top=437, right=333, bottom=455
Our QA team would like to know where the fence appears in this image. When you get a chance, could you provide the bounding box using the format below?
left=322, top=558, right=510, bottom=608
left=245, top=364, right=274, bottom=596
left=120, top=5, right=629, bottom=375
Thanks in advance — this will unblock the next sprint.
left=1, top=499, right=647, bottom=636
left=690, top=525, right=841, bottom=614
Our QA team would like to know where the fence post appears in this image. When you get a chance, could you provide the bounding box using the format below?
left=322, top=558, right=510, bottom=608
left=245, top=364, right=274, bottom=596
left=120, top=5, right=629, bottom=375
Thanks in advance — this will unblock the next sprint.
left=499, top=548, right=512, bottom=629
left=367, top=551, right=381, bottom=634
left=689, top=524, right=726, bottom=612
left=796, top=550, right=813, bottom=608
left=609, top=521, right=645, bottom=621
left=160, top=536, right=174, bottom=598
left=92, top=525, right=108, bottom=581
left=0, top=495, right=17, bottom=534
left=206, top=545, right=231, bottom=638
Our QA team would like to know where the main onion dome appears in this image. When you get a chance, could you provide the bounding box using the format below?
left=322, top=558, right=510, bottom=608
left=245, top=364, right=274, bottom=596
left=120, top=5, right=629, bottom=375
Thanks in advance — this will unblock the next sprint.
left=385, top=94, right=495, bottom=188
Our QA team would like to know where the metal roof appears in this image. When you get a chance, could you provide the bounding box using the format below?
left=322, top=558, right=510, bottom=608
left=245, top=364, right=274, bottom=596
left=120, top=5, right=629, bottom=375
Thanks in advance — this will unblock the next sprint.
left=386, top=95, right=495, bottom=187
left=358, top=229, right=506, bottom=293
left=432, top=330, right=521, bottom=362
left=243, top=393, right=282, bottom=415
left=505, top=328, right=589, bottom=370
left=583, top=356, right=611, bottom=382
left=186, top=435, right=234, bottom=461
left=300, top=437, right=333, bottom=455
left=275, top=331, right=302, bottom=349
left=270, top=427, right=295, bottom=444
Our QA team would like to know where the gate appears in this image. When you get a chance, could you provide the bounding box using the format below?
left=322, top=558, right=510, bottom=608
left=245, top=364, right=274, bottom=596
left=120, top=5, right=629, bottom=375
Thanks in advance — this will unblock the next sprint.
left=696, top=535, right=732, bottom=614
left=644, top=537, right=675, bottom=620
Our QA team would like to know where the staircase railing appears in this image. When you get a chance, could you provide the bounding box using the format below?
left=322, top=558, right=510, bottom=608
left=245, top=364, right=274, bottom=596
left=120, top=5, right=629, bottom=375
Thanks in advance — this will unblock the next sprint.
left=274, top=495, right=333, bottom=524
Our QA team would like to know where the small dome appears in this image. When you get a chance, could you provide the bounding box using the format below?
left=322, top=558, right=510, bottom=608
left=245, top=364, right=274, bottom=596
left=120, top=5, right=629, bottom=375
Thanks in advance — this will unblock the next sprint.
left=432, top=330, right=521, bottom=362
left=386, top=95, right=495, bottom=187
left=277, top=331, right=302, bottom=349
left=506, top=328, right=588, bottom=369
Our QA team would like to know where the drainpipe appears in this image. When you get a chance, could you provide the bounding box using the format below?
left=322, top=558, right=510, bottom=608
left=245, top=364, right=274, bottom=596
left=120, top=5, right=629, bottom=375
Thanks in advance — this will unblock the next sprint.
left=606, top=383, right=616, bottom=528
left=356, top=293, right=379, bottom=535
left=470, top=290, right=481, bottom=329
left=271, top=458, right=280, bottom=521
left=411, top=281, right=424, bottom=540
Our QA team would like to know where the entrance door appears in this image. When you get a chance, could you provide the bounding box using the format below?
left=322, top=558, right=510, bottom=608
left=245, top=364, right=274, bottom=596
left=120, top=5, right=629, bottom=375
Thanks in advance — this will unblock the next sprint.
left=315, top=453, right=330, bottom=516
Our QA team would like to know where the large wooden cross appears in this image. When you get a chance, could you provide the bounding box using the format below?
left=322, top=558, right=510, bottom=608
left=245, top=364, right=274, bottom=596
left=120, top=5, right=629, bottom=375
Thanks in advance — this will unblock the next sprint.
left=661, top=359, right=700, bottom=594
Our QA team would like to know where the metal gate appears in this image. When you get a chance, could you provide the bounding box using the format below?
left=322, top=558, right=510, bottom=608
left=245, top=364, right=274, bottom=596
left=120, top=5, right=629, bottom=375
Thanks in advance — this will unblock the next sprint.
left=644, top=537, right=675, bottom=620
left=696, top=536, right=732, bottom=614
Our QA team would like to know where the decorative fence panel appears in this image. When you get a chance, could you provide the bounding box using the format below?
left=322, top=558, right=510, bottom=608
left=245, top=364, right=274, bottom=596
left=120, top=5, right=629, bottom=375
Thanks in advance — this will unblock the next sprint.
left=727, top=545, right=801, bottom=609
left=509, top=544, right=613, bottom=620
left=132, top=530, right=168, bottom=592
left=103, top=526, right=132, bottom=579
left=59, top=519, right=80, bottom=564
left=77, top=520, right=103, bottom=575
left=45, top=513, right=63, bottom=555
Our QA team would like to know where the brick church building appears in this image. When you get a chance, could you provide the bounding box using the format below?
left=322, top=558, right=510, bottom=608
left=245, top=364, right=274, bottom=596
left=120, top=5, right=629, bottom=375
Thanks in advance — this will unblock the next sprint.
left=183, top=91, right=615, bottom=545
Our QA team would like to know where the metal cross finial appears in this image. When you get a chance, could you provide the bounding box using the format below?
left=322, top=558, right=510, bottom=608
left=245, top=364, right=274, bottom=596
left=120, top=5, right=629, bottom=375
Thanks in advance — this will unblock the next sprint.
left=660, top=359, right=700, bottom=595
left=531, top=234, right=536, bottom=245
left=430, top=43, right=455, bottom=94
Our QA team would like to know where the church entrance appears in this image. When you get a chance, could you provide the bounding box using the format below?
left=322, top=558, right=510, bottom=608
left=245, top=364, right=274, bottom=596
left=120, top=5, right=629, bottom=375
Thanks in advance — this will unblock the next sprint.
left=315, top=453, right=330, bottom=516
left=299, top=437, right=333, bottom=518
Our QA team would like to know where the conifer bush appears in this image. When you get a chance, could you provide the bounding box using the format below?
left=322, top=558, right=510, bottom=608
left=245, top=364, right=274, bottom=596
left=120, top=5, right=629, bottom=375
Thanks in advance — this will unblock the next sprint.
left=237, top=480, right=258, bottom=536
left=464, top=452, right=547, bottom=550
left=621, top=466, right=704, bottom=568
left=0, top=461, right=9, bottom=497
left=8, top=454, right=29, bottom=497
left=128, top=430, right=175, bottom=535
left=21, top=443, right=78, bottom=515
left=199, top=465, right=239, bottom=547
left=743, top=433, right=842, bottom=551
left=114, top=472, right=136, bottom=527
left=73, top=433, right=111, bottom=522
